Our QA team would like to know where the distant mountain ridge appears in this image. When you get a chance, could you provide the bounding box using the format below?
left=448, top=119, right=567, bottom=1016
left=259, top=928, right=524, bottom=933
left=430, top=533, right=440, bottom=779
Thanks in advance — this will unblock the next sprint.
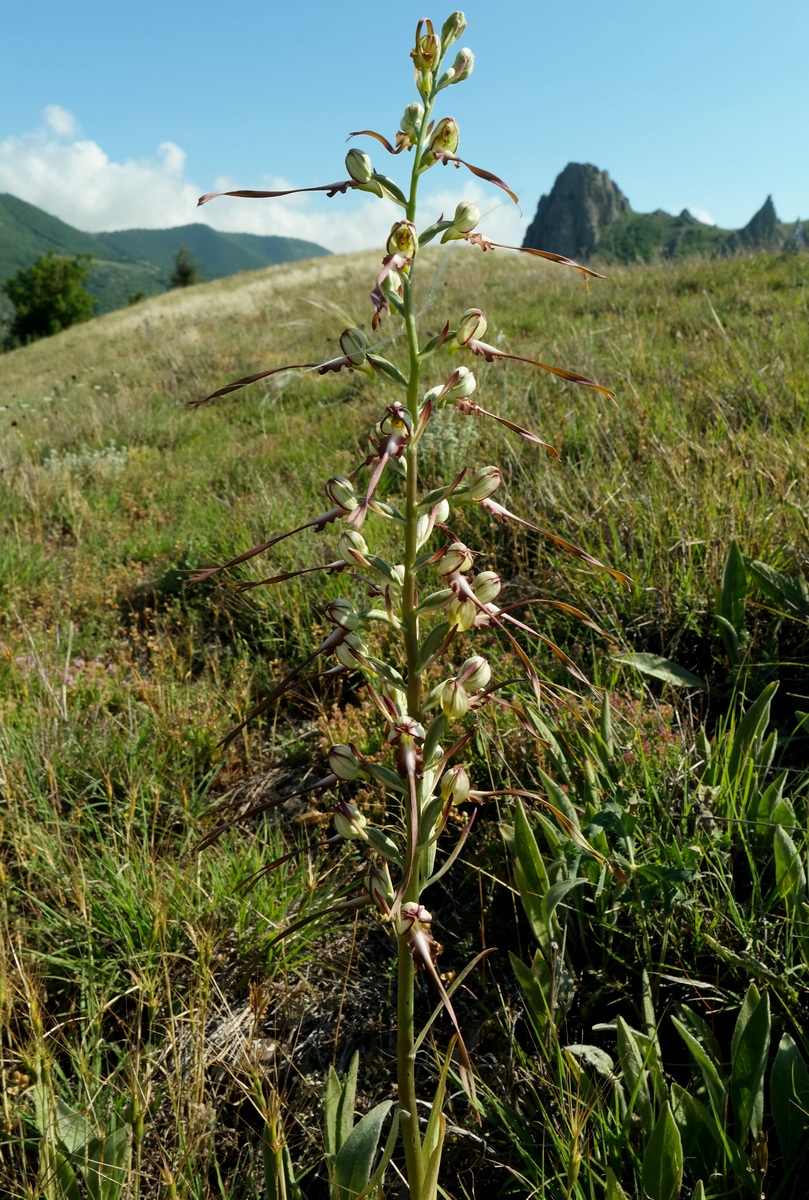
left=523, top=164, right=803, bottom=263
left=0, top=194, right=331, bottom=317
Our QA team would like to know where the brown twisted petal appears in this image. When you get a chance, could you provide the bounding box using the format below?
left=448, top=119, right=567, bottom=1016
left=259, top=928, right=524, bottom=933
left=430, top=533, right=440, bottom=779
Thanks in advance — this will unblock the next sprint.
left=197, top=180, right=356, bottom=206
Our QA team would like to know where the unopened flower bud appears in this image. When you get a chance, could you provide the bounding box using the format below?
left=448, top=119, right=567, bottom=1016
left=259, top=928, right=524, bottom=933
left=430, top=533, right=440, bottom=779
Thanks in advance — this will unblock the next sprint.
left=472, top=570, right=502, bottom=604
left=422, top=384, right=443, bottom=405
left=326, top=597, right=362, bottom=630
left=436, top=541, right=473, bottom=576
left=338, top=528, right=371, bottom=567
left=338, top=327, right=368, bottom=367
left=450, top=47, right=474, bottom=83
left=364, top=863, right=395, bottom=909
left=465, top=466, right=501, bottom=501
left=325, top=475, right=359, bottom=510
left=452, top=200, right=480, bottom=233
left=428, top=117, right=459, bottom=158
left=345, top=149, right=374, bottom=186
left=448, top=365, right=476, bottom=397
left=447, top=596, right=477, bottom=631
left=440, top=764, right=471, bottom=805
left=441, top=11, right=467, bottom=48
left=440, top=678, right=469, bottom=721
left=456, top=308, right=488, bottom=346
left=386, top=221, right=418, bottom=259
left=333, top=800, right=368, bottom=841
left=400, top=102, right=424, bottom=138
left=335, top=632, right=368, bottom=669
left=457, top=655, right=491, bottom=691
left=328, top=744, right=367, bottom=781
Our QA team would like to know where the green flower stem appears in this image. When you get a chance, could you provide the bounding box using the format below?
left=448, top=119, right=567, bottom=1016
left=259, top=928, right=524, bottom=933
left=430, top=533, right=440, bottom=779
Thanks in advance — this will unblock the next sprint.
left=397, top=934, right=423, bottom=1196
left=396, top=78, right=443, bottom=1200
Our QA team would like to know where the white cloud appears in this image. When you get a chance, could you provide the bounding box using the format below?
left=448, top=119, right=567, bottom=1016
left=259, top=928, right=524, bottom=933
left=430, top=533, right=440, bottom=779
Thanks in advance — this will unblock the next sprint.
left=0, top=107, right=528, bottom=252
left=43, top=105, right=79, bottom=137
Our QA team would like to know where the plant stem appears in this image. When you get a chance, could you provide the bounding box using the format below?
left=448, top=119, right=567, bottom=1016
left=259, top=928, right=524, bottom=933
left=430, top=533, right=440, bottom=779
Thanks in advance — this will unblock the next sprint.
left=395, top=81, right=440, bottom=1200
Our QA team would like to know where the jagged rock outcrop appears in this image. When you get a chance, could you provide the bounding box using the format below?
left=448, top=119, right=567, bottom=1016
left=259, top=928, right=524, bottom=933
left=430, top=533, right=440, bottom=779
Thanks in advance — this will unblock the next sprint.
left=721, top=196, right=786, bottom=254
left=522, top=163, right=630, bottom=259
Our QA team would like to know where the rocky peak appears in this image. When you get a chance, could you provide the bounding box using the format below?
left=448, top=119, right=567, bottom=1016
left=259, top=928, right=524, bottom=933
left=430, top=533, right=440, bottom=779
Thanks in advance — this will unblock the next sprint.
left=522, top=163, right=630, bottom=260
left=722, top=195, right=786, bottom=254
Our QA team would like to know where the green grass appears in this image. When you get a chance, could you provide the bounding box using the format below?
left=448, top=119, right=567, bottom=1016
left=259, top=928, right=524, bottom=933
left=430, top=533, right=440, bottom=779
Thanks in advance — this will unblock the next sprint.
left=1, top=246, right=808, bottom=1197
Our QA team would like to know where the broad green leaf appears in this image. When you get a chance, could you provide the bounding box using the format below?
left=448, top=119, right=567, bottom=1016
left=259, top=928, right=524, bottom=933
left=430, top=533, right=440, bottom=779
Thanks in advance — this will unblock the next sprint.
left=324, top=1052, right=359, bottom=1161
left=641, top=1102, right=683, bottom=1200
left=727, top=682, right=778, bottom=782
left=674, top=1004, right=723, bottom=1066
left=771, top=1033, right=809, bottom=1162
left=324, top=1067, right=342, bottom=1159
left=333, top=1100, right=393, bottom=1200
left=605, top=1167, right=630, bottom=1200
left=512, top=798, right=551, bottom=946
left=746, top=558, right=809, bottom=617
left=730, top=986, right=770, bottom=1141
left=617, top=1016, right=654, bottom=1138
left=541, top=877, right=586, bottom=933
left=671, top=1082, right=720, bottom=1182
left=690, top=1183, right=707, bottom=1200
left=614, top=652, right=706, bottom=689
left=84, top=1126, right=130, bottom=1200
left=774, top=825, right=806, bottom=908
left=338, top=1053, right=360, bottom=1153
left=672, top=1015, right=727, bottom=1120
left=564, top=1044, right=615, bottom=1076
left=49, top=1096, right=90, bottom=1157
left=536, top=767, right=581, bottom=829
left=714, top=614, right=740, bottom=666
left=509, top=951, right=551, bottom=1038
left=719, top=540, right=747, bottom=638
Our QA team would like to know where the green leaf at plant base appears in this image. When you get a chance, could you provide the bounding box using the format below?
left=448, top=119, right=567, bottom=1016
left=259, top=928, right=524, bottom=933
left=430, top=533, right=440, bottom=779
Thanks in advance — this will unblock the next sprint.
left=773, top=825, right=807, bottom=909
left=671, top=1014, right=727, bottom=1120
left=641, top=1103, right=683, bottom=1200
left=605, top=1167, right=630, bottom=1200
left=770, top=1033, right=809, bottom=1163
left=745, top=557, right=809, bottom=618
left=616, top=1016, right=654, bottom=1139
left=332, top=1100, right=393, bottom=1200
left=509, top=950, right=552, bottom=1039
left=671, top=1082, right=720, bottom=1183
left=717, top=539, right=748, bottom=663
left=729, top=984, right=770, bottom=1142
left=324, top=1051, right=359, bottom=1160
left=727, top=681, right=777, bottom=783
left=511, top=797, right=552, bottom=947
left=84, top=1126, right=130, bottom=1200
left=614, top=652, right=706, bottom=689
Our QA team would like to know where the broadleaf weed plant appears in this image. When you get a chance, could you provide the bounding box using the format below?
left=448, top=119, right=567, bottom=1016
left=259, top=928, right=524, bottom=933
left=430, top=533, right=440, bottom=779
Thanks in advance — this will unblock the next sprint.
left=191, top=13, right=627, bottom=1198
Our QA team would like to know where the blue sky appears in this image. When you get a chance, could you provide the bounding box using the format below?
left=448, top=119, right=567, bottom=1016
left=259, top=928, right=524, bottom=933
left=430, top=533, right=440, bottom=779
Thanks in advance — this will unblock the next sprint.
left=2, top=0, right=807, bottom=252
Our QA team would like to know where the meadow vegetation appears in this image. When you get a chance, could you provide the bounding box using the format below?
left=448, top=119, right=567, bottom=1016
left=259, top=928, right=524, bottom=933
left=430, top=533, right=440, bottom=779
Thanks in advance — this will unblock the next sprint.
left=1, top=243, right=808, bottom=1197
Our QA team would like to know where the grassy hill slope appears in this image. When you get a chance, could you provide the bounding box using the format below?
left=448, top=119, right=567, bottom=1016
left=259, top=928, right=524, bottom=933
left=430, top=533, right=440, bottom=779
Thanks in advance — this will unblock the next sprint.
left=1, top=247, right=807, bottom=1197
left=97, top=222, right=331, bottom=278
left=0, top=192, right=330, bottom=318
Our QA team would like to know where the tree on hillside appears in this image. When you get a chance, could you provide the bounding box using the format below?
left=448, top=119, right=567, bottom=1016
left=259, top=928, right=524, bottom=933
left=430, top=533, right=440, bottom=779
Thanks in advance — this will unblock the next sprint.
left=170, top=245, right=200, bottom=288
left=2, top=251, right=96, bottom=347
